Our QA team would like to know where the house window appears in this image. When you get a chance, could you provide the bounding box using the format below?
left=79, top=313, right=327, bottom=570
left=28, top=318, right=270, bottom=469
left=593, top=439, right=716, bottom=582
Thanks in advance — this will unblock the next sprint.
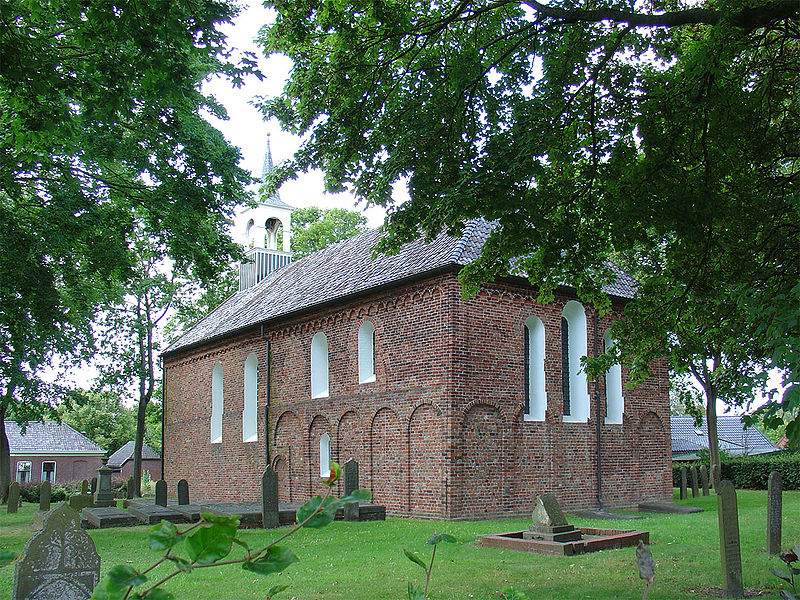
left=604, top=331, right=624, bottom=424
left=311, top=332, right=329, bottom=398
left=524, top=316, right=546, bottom=421
left=243, top=352, right=259, bottom=442
left=41, top=461, right=56, bottom=483
left=211, top=362, right=224, bottom=443
left=319, top=433, right=331, bottom=478
left=561, top=300, right=590, bottom=422
left=16, top=461, right=31, bottom=483
left=358, top=321, right=376, bottom=384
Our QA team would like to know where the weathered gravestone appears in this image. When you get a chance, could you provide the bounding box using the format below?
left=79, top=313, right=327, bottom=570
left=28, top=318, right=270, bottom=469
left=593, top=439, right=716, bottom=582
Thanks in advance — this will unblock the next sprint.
left=177, top=479, right=189, bottom=505
left=717, top=480, right=744, bottom=598
left=261, top=468, right=279, bottom=529
left=39, top=481, right=51, bottom=512
left=13, top=503, right=100, bottom=600
left=7, top=481, right=20, bottom=514
left=680, top=467, right=688, bottom=500
left=700, top=465, right=710, bottom=496
left=126, top=477, right=135, bottom=500
left=90, top=477, right=97, bottom=495
left=80, top=480, right=88, bottom=495
left=690, top=466, right=700, bottom=498
left=155, top=480, right=167, bottom=507
left=524, top=494, right=582, bottom=543
left=343, top=459, right=360, bottom=521
left=94, top=459, right=114, bottom=508
left=767, top=471, right=783, bottom=555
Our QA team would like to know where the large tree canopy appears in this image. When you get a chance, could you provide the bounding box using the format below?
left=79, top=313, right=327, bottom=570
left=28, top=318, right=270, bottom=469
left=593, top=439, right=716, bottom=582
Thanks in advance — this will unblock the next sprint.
left=262, top=0, right=800, bottom=441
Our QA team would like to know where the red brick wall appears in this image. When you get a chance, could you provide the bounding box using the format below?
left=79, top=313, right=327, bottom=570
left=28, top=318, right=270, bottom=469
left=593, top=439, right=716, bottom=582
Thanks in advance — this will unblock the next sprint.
left=11, top=455, right=104, bottom=484
left=164, top=271, right=671, bottom=518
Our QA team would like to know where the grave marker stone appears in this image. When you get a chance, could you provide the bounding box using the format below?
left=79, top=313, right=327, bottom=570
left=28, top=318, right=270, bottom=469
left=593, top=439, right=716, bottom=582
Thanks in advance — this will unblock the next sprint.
left=525, top=494, right=582, bottom=542
left=90, top=477, right=97, bottom=495
left=177, top=479, right=189, bottom=505
left=80, top=480, right=88, bottom=495
left=12, top=503, right=100, bottom=600
left=690, top=466, right=700, bottom=498
left=343, top=459, right=360, bottom=521
left=39, top=481, right=51, bottom=512
left=126, top=477, right=135, bottom=500
left=767, top=471, right=782, bottom=555
left=261, top=468, right=279, bottom=529
left=700, top=465, right=710, bottom=496
left=155, top=480, right=167, bottom=507
left=7, top=481, right=20, bottom=514
left=717, top=480, right=744, bottom=598
left=94, top=459, right=114, bottom=508
left=679, top=467, right=688, bottom=500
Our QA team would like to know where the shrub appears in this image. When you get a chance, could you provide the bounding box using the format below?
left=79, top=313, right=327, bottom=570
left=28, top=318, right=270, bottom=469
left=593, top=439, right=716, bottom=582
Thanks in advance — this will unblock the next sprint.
left=673, top=454, right=800, bottom=490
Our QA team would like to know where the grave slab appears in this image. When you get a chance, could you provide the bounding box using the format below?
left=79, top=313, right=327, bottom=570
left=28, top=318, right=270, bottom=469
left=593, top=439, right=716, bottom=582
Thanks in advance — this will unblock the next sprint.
left=170, top=504, right=204, bottom=522
left=638, top=502, right=703, bottom=514
left=568, top=509, right=644, bottom=520
left=128, top=504, right=189, bottom=525
left=82, top=507, right=137, bottom=529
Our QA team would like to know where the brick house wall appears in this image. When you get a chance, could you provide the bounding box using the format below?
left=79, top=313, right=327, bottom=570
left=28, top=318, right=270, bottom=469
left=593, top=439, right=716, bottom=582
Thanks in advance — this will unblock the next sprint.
left=11, top=454, right=104, bottom=485
left=164, top=270, right=671, bottom=518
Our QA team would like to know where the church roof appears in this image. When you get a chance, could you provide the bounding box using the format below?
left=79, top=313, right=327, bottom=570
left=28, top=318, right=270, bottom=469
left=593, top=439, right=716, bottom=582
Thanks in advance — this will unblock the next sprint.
left=6, top=421, right=105, bottom=455
left=165, top=220, right=637, bottom=356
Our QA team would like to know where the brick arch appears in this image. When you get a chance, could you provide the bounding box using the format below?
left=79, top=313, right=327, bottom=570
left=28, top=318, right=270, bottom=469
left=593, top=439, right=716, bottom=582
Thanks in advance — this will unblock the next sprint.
left=370, top=406, right=405, bottom=514
left=407, top=403, right=445, bottom=517
left=459, top=403, right=504, bottom=517
left=462, top=398, right=506, bottom=422
left=273, top=410, right=303, bottom=503
left=272, top=456, right=289, bottom=504
left=309, top=415, right=331, bottom=494
left=636, top=411, right=670, bottom=502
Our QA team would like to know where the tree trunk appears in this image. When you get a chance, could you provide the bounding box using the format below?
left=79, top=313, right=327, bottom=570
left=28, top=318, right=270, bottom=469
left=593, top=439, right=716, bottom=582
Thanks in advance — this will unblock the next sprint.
left=0, top=403, right=9, bottom=504
left=132, top=395, right=148, bottom=497
left=705, top=387, right=722, bottom=490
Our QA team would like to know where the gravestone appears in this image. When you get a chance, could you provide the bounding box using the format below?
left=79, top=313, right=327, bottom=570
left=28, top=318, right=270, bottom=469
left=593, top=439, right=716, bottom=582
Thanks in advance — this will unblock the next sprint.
left=80, top=480, right=88, bottom=495
left=90, top=477, right=97, bottom=495
left=13, top=503, right=100, bottom=600
left=700, top=465, right=710, bottom=496
left=690, top=466, right=700, bottom=498
left=767, top=471, right=782, bottom=555
left=524, top=494, right=582, bottom=543
left=343, top=459, right=360, bottom=521
left=126, top=477, right=135, bottom=500
left=717, top=480, right=744, bottom=598
left=177, top=479, right=189, bottom=505
left=39, top=481, right=51, bottom=512
left=94, top=459, right=114, bottom=508
left=679, top=467, right=688, bottom=500
left=155, top=480, right=167, bottom=507
left=261, top=468, right=279, bottom=529
left=7, top=481, right=20, bottom=514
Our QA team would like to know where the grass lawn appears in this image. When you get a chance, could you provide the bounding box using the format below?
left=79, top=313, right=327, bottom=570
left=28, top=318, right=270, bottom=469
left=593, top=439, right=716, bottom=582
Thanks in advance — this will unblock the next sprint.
left=1, top=490, right=798, bottom=599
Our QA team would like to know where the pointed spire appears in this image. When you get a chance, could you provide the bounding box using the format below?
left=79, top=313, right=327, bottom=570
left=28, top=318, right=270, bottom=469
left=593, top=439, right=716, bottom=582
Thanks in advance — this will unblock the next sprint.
left=260, top=133, right=291, bottom=208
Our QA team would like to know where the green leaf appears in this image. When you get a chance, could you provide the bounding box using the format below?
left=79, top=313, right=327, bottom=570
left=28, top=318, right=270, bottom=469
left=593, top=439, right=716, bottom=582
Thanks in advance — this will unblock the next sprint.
left=167, top=556, right=192, bottom=573
left=199, top=512, right=241, bottom=530
left=107, top=565, right=147, bottom=590
left=232, top=537, right=251, bottom=555
left=140, top=589, right=175, bottom=600
left=426, top=533, right=456, bottom=546
left=403, top=549, right=427, bottom=571
left=242, top=546, right=299, bottom=575
left=321, top=460, right=342, bottom=486
left=267, top=584, right=290, bottom=599
left=341, top=489, right=371, bottom=504
left=296, top=495, right=338, bottom=528
left=407, top=582, right=426, bottom=600
left=185, top=524, right=235, bottom=565
left=149, top=520, right=180, bottom=551
left=771, top=567, right=792, bottom=583
left=0, top=551, right=17, bottom=567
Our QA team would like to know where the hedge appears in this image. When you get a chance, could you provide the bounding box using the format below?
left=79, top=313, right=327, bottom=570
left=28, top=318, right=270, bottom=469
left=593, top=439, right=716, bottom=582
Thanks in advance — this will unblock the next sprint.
left=17, top=479, right=128, bottom=504
left=673, top=453, right=800, bottom=490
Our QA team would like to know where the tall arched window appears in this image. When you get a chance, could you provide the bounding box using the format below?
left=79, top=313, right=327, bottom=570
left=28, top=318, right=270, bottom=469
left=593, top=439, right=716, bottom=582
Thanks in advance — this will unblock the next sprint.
left=311, top=331, right=329, bottom=398
left=211, top=362, right=224, bottom=443
left=604, top=331, right=624, bottom=424
left=561, top=301, right=590, bottom=422
left=243, top=352, right=258, bottom=442
left=524, top=316, right=546, bottom=421
left=319, top=433, right=331, bottom=477
left=358, top=321, right=376, bottom=384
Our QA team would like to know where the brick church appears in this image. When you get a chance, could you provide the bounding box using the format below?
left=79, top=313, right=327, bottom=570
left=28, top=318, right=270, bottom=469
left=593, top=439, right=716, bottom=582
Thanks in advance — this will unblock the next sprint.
left=161, top=144, right=672, bottom=519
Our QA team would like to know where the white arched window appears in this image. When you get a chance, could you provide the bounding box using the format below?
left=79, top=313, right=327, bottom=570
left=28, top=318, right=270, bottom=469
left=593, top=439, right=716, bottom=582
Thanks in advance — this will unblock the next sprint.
left=524, top=316, right=546, bottom=421
left=561, top=301, right=590, bottom=422
left=604, top=331, right=624, bottom=424
left=358, top=321, right=376, bottom=384
left=243, top=352, right=258, bottom=442
left=311, top=331, right=329, bottom=398
left=211, top=362, right=224, bottom=443
left=319, top=433, right=331, bottom=478
left=245, top=219, right=255, bottom=247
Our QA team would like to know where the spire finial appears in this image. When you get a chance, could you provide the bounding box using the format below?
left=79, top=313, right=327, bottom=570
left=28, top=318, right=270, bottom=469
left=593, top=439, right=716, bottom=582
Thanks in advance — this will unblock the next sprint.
left=261, top=133, right=274, bottom=181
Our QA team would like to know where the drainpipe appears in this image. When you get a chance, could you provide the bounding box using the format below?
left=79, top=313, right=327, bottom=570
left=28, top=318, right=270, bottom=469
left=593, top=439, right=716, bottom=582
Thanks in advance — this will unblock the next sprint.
left=593, top=312, right=604, bottom=510
left=160, top=356, right=165, bottom=481
left=263, top=336, right=271, bottom=467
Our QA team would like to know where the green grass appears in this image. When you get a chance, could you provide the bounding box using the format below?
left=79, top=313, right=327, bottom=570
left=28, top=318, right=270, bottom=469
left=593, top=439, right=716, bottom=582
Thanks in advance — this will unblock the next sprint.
left=1, top=490, right=798, bottom=599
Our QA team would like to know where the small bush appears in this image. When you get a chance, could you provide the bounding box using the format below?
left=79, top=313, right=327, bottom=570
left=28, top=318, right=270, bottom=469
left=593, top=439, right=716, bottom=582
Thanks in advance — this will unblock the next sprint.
left=673, top=453, right=800, bottom=490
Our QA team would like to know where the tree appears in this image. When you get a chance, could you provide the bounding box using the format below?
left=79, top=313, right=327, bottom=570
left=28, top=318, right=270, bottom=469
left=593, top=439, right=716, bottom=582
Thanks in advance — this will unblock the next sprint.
left=55, top=391, right=137, bottom=456
left=261, top=0, right=800, bottom=447
left=290, top=207, right=369, bottom=259
left=0, top=0, right=256, bottom=500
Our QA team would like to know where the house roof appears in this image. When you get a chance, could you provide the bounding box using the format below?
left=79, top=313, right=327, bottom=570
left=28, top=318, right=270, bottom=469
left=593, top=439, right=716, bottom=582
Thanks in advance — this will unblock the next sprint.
left=5, top=421, right=105, bottom=455
left=107, top=440, right=161, bottom=468
left=671, top=415, right=781, bottom=457
left=165, top=220, right=638, bottom=356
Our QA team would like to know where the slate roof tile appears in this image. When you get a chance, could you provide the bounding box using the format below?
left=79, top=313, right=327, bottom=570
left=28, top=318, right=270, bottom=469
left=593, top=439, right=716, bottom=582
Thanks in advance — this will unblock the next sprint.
left=6, top=421, right=105, bottom=454
left=671, top=415, right=780, bottom=456
left=107, top=440, right=161, bottom=468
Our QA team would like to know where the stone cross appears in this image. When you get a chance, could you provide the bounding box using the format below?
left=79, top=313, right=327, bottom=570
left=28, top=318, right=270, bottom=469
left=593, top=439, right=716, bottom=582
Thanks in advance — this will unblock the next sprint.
left=679, top=467, right=688, bottom=500
left=717, top=480, right=744, bottom=598
left=690, top=466, right=700, bottom=498
left=700, top=465, right=710, bottom=496
left=13, top=503, right=100, bottom=600
left=94, top=459, right=114, bottom=508
left=80, top=480, right=88, bottom=495
left=7, top=481, right=20, bottom=514
left=39, top=481, right=52, bottom=512
left=767, top=471, right=783, bottom=555
left=155, top=480, right=167, bottom=507
left=531, top=494, right=569, bottom=527
left=261, top=468, right=279, bottom=529
left=177, top=479, right=189, bottom=505
left=126, top=477, right=135, bottom=500
left=343, top=459, right=360, bottom=521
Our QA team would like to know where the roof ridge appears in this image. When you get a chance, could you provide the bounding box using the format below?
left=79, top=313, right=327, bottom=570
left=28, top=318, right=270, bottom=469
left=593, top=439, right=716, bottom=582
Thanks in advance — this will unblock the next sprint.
left=448, top=220, right=477, bottom=264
